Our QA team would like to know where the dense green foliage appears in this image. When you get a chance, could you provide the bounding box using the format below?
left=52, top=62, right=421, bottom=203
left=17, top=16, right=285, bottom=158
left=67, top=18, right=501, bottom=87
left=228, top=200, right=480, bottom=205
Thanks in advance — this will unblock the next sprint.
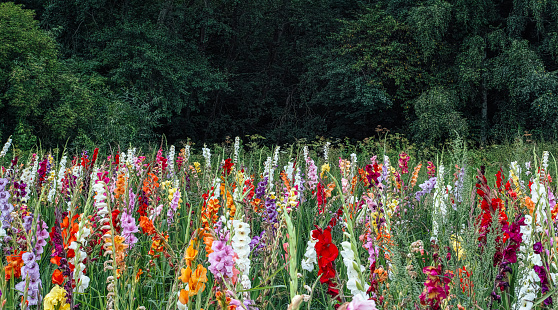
left=3, top=0, right=558, bottom=147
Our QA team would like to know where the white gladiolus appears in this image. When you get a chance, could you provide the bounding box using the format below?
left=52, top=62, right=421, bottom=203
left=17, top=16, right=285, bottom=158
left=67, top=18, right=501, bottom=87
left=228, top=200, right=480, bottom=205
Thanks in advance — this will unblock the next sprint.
left=323, top=142, right=331, bottom=162
left=272, top=146, right=281, bottom=168
left=202, top=145, right=211, bottom=169
left=168, top=145, right=175, bottom=176
left=0, top=138, right=11, bottom=157
left=542, top=151, right=549, bottom=171
left=232, top=220, right=252, bottom=276
left=350, top=153, right=357, bottom=178
left=431, top=165, right=447, bottom=242
left=340, top=241, right=369, bottom=299
left=234, top=137, right=240, bottom=164
left=301, top=233, right=318, bottom=272
left=513, top=214, right=541, bottom=310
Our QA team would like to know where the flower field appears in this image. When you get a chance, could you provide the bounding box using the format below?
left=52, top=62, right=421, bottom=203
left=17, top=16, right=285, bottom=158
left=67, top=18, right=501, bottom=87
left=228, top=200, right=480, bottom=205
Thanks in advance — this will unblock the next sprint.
left=1, top=136, right=558, bottom=310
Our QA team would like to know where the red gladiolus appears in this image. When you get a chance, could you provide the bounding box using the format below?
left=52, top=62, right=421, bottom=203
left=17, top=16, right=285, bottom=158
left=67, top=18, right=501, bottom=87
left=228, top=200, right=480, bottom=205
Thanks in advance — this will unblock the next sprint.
left=317, top=182, right=326, bottom=214
left=312, top=227, right=340, bottom=300
left=222, top=158, right=234, bottom=176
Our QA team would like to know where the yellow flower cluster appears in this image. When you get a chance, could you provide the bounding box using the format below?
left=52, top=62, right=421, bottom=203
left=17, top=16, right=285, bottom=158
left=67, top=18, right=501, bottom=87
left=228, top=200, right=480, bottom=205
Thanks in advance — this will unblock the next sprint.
left=44, top=285, right=70, bottom=310
left=320, top=163, right=330, bottom=179
left=168, top=188, right=183, bottom=204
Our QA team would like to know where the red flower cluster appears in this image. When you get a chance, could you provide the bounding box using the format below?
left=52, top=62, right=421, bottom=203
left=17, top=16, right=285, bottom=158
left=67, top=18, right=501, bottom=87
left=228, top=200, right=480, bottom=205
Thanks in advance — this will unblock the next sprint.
left=222, top=158, right=234, bottom=176
left=312, top=227, right=339, bottom=299
left=475, top=169, right=509, bottom=245
left=419, top=264, right=453, bottom=310
left=317, top=182, right=326, bottom=214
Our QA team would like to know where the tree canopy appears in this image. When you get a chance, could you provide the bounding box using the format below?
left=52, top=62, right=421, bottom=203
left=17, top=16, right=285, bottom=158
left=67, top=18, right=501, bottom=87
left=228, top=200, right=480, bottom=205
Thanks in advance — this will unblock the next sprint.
left=3, top=0, right=558, bottom=148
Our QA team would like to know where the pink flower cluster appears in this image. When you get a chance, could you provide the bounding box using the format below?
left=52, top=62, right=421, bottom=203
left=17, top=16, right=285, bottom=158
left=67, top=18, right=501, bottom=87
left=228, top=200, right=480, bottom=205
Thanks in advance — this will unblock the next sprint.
left=208, top=241, right=235, bottom=280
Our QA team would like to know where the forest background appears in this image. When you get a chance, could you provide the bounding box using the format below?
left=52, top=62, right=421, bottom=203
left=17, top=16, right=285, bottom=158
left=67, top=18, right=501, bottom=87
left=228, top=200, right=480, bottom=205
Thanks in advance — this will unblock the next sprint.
left=2, top=0, right=558, bottom=150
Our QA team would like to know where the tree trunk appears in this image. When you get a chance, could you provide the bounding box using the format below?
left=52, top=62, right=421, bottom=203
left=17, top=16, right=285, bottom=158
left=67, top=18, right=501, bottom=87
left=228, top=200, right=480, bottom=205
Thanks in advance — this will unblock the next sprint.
left=481, top=77, right=487, bottom=146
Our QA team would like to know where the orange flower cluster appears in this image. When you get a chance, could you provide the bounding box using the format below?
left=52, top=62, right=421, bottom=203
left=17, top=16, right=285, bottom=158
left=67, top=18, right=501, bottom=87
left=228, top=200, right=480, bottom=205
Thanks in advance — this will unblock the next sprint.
left=202, top=229, right=214, bottom=255
left=178, top=264, right=208, bottom=304
left=104, top=234, right=129, bottom=268
left=410, top=163, right=422, bottom=188
left=216, top=291, right=237, bottom=310
left=184, top=241, right=198, bottom=267
left=5, top=251, right=25, bottom=280
left=142, top=173, right=160, bottom=195
left=280, top=171, right=291, bottom=192
left=458, top=266, right=473, bottom=296
left=139, top=216, right=156, bottom=235
left=114, top=173, right=127, bottom=199
left=148, top=234, right=168, bottom=256
left=374, top=267, right=389, bottom=283
left=201, top=196, right=221, bottom=227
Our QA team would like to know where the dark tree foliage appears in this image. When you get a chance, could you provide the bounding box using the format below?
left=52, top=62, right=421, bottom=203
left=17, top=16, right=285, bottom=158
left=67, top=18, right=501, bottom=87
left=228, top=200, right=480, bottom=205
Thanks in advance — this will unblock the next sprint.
left=3, top=0, right=558, bottom=147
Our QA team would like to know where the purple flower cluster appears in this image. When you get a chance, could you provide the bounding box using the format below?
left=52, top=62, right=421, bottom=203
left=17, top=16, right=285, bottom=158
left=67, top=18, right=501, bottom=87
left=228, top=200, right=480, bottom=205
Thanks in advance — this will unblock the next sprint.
left=0, top=179, right=14, bottom=234
left=167, top=190, right=180, bottom=226
left=208, top=241, right=235, bottom=280
left=121, top=211, right=138, bottom=247
left=249, top=231, right=266, bottom=255
left=12, top=181, right=27, bottom=203
left=37, top=157, right=48, bottom=189
left=33, top=220, right=49, bottom=256
left=128, top=191, right=137, bottom=212
left=533, top=242, right=553, bottom=305
left=264, top=196, right=278, bottom=224
left=15, top=252, right=42, bottom=305
left=415, top=177, right=437, bottom=201
left=255, top=177, right=267, bottom=200
left=492, top=216, right=525, bottom=299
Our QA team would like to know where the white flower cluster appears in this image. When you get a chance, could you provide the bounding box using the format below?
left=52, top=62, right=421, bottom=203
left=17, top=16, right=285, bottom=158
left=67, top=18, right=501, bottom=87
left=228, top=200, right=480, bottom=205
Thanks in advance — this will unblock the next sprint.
left=168, top=145, right=175, bottom=177
left=303, top=146, right=309, bottom=163
left=273, top=146, right=281, bottom=168
left=202, top=145, right=211, bottom=169
left=19, top=163, right=36, bottom=202
left=56, top=156, right=67, bottom=191
left=184, top=145, right=190, bottom=164
left=0, top=138, right=11, bottom=157
left=70, top=220, right=91, bottom=293
left=126, top=148, right=137, bottom=167
left=431, top=165, right=449, bottom=242
left=234, top=137, right=240, bottom=164
left=514, top=215, right=540, bottom=310
left=340, top=241, right=369, bottom=299
left=264, top=156, right=274, bottom=184
left=542, top=151, right=549, bottom=171
left=48, top=156, right=67, bottom=202
left=29, top=158, right=39, bottom=188
left=350, top=153, right=357, bottom=178
left=294, top=167, right=303, bottom=199
left=301, top=233, right=318, bottom=272
left=232, top=220, right=252, bottom=289
left=323, top=142, right=331, bottom=162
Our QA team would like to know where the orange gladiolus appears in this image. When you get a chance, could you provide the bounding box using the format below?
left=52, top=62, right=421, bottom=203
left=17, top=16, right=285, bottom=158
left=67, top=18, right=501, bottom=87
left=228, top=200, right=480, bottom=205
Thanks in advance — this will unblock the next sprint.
left=189, top=264, right=208, bottom=294
left=139, top=216, right=156, bottom=235
left=184, top=242, right=198, bottom=267
left=179, top=289, right=189, bottom=305
left=136, top=269, right=143, bottom=281
left=52, top=269, right=65, bottom=285
left=5, top=251, right=25, bottom=281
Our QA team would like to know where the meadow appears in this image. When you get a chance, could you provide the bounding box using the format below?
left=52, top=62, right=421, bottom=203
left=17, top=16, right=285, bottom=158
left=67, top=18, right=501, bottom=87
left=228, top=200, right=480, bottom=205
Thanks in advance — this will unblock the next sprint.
left=1, top=135, right=558, bottom=310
